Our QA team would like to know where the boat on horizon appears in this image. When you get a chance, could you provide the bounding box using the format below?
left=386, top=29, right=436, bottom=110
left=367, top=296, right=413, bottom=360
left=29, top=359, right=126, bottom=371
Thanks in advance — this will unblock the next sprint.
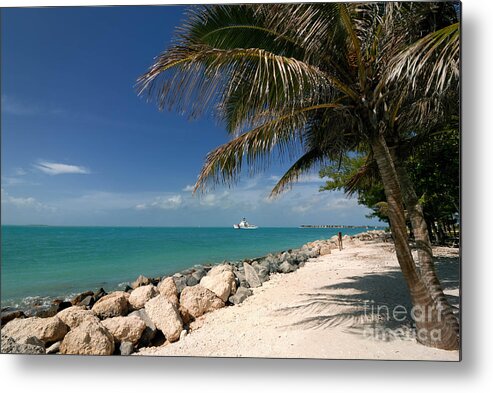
left=233, top=217, right=258, bottom=230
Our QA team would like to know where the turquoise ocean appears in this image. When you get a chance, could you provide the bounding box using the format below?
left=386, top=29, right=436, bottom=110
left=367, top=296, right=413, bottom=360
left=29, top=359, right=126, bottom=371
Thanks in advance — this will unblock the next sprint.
left=1, top=225, right=377, bottom=309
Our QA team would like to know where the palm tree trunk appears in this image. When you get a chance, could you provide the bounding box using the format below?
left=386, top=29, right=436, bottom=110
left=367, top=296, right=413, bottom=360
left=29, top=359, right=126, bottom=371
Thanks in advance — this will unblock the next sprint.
left=370, top=134, right=459, bottom=350
left=392, top=153, right=460, bottom=343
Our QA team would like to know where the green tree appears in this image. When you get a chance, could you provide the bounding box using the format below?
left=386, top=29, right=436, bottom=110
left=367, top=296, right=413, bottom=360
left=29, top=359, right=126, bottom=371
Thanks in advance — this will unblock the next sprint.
left=138, top=3, right=459, bottom=349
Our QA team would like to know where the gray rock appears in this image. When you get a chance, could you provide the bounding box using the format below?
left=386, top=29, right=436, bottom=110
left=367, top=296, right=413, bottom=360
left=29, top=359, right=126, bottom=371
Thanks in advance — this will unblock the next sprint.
left=191, top=269, right=207, bottom=282
left=228, top=287, right=253, bottom=305
left=243, top=263, right=262, bottom=288
left=1, top=333, right=45, bottom=355
left=186, top=275, right=199, bottom=287
left=278, top=261, right=297, bottom=274
left=128, top=309, right=157, bottom=347
left=79, top=295, right=95, bottom=308
left=119, top=341, right=134, bottom=356
left=253, top=265, right=270, bottom=283
left=1, top=308, right=25, bottom=326
left=173, top=276, right=188, bottom=294
left=71, top=290, right=94, bottom=305
left=233, top=270, right=249, bottom=288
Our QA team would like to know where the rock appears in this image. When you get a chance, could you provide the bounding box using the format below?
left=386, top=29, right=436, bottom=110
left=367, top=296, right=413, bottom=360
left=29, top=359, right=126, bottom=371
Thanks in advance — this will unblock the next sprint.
left=243, top=263, right=262, bottom=288
left=200, top=270, right=236, bottom=302
left=186, top=275, right=199, bottom=286
left=119, top=341, right=134, bottom=356
left=56, top=301, right=73, bottom=313
left=128, top=309, right=156, bottom=347
left=60, top=321, right=114, bottom=355
left=253, top=264, right=270, bottom=282
left=207, top=264, right=234, bottom=276
left=157, top=277, right=179, bottom=305
left=1, top=308, right=25, bottom=326
left=278, top=261, right=297, bottom=274
left=144, top=295, right=183, bottom=343
left=173, top=276, right=188, bottom=295
left=2, top=316, right=68, bottom=344
left=79, top=295, right=95, bottom=308
left=1, top=333, right=45, bottom=354
left=179, top=329, right=187, bottom=341
left=101, top=316, right=146, bottom=344
left=179, top=285, right=225, bottom=319
left=131, top=275, right=150, bottom=289
left=71, top=291, right=94, bottom=305
left=93, top=288, right=107, bottom=302
left=191, top=269, right=207, bottom=282
left=233, top=270, right=249, bottom=288
left=92, top=291, right=129, bottom=319
left=56, top=306, right=100, bottom=329
left=31, top=304, right=58, bottom=318
left=320, top=245, right=332, bottom=256
left=128, top=285, right=158, bottom=310
left=228, top=287, right=253, bottom=305
left=46, top=341, right=61, bottom=354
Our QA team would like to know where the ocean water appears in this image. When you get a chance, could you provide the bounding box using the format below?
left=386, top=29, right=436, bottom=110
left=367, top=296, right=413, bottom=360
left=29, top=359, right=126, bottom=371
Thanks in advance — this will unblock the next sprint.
left=1, top=225, right=375, bottom=308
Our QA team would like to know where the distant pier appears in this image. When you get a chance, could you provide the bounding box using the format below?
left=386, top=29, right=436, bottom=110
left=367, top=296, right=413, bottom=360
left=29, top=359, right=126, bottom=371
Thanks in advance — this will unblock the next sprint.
left=299, top=225, right=383, bottom=229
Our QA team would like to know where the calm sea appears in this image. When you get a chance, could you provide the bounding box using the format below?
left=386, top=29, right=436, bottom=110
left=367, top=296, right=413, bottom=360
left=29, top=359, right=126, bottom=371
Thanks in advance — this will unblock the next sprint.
left=1, top=225, right=375, bottom=308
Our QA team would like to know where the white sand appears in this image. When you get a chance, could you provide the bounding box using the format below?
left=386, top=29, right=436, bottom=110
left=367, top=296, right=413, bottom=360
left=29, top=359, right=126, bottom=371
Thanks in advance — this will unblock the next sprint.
left=137, top=240, right=460, bottom=360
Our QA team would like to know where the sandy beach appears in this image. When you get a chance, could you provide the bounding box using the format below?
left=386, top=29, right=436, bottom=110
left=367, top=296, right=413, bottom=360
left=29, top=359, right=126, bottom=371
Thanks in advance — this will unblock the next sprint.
left=137, top=240, right=460, bottom=360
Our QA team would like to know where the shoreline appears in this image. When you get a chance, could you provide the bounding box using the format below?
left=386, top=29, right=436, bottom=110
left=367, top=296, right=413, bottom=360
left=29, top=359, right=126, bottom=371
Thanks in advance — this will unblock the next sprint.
left=1, top=230, right=460, bottom=360
left=1, top=227, right=372, bottom=314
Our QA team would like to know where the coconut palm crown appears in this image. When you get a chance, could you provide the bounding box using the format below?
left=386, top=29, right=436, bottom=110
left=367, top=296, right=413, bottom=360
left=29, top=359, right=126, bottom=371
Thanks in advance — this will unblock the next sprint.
left=137, top=2, right=460, bottom=350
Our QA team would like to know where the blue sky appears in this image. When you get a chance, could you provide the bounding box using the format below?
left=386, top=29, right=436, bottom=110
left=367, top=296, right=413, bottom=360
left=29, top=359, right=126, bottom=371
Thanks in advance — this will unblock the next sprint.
left=1, top=5, right=381, bottom=227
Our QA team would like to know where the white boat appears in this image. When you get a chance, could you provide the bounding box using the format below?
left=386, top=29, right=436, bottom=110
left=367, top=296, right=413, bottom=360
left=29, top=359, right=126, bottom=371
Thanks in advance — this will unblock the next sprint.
left=233, top=217, right=258, bottom=229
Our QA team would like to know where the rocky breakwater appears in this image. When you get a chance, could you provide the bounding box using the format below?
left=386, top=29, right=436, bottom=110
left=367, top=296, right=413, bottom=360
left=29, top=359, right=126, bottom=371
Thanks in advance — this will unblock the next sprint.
left=1, top=230, right=388, bottom=355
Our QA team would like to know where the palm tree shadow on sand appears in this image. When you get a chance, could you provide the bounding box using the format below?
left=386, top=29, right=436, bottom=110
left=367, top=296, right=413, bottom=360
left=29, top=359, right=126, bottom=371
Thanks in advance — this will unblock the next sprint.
left=273, top=254, right=459, bottom=342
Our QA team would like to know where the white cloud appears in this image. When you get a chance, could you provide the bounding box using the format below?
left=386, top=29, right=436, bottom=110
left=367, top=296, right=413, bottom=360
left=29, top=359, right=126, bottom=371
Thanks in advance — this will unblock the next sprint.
left=1, top=188, right=54, bottom=211
left=182, top=184, right=195, bottom=192
left=34, top=161, right=90, bottom=175
left=135, top=194, right=183, bottom=210
left=14, top=168, right=27, bottom=176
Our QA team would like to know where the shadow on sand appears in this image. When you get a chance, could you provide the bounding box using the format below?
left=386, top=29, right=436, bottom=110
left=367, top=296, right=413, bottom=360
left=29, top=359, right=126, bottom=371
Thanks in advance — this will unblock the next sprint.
left=274, top=253, right=460, bottom=342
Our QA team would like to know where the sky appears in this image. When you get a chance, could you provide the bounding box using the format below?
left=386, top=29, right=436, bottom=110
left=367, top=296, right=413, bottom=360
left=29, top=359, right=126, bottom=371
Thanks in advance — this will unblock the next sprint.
left=1, top=5, right=382, bottom=227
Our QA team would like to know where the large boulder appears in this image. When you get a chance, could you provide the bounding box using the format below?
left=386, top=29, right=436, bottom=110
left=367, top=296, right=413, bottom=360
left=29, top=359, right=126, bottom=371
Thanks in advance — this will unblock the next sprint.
left=1, top=333, right=45, bottom=354
left=92, top=291, right=129, bottom=319
left=128, top=285, right=158, bottom=310
left=1, top=316, right=68, bottom=345
left=157, top=277, right=179, bottom=306
left=200, top=269, right=236, bottom=302
left=101, top=316, right=146, bottom=344
left=228, top=287, right=253, bottom=305
left=60, top=321, right=114, bottom=355
left=128, top=309, right=157, bottom=347
left=243, top=263, right=262, bottom=288
left=144, top=295, right=183, bottom=343
left=179, top=285, right=225, bottom=319
left=131, top=275, right=150, bottom=289
left=56, top=306, right=100, bottom=329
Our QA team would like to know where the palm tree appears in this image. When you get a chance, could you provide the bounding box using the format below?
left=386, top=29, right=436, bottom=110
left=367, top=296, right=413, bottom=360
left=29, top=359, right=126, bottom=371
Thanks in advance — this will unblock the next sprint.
left=137, top=3, right=459, bottom=350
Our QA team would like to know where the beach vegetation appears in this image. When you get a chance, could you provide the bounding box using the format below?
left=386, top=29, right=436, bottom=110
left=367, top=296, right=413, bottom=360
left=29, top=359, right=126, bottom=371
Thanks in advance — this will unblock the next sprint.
left=138, top=2, right=460, bottom=350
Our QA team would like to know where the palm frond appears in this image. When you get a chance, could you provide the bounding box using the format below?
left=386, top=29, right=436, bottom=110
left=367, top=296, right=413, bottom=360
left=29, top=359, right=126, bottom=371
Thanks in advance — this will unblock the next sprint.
left=384, top=23, right=460, bottom=95
left=194, top=103, right=347, bottom=193
left=270, top=148, right=326, bottom=197
left=137, top=44, right=331, bottom=121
